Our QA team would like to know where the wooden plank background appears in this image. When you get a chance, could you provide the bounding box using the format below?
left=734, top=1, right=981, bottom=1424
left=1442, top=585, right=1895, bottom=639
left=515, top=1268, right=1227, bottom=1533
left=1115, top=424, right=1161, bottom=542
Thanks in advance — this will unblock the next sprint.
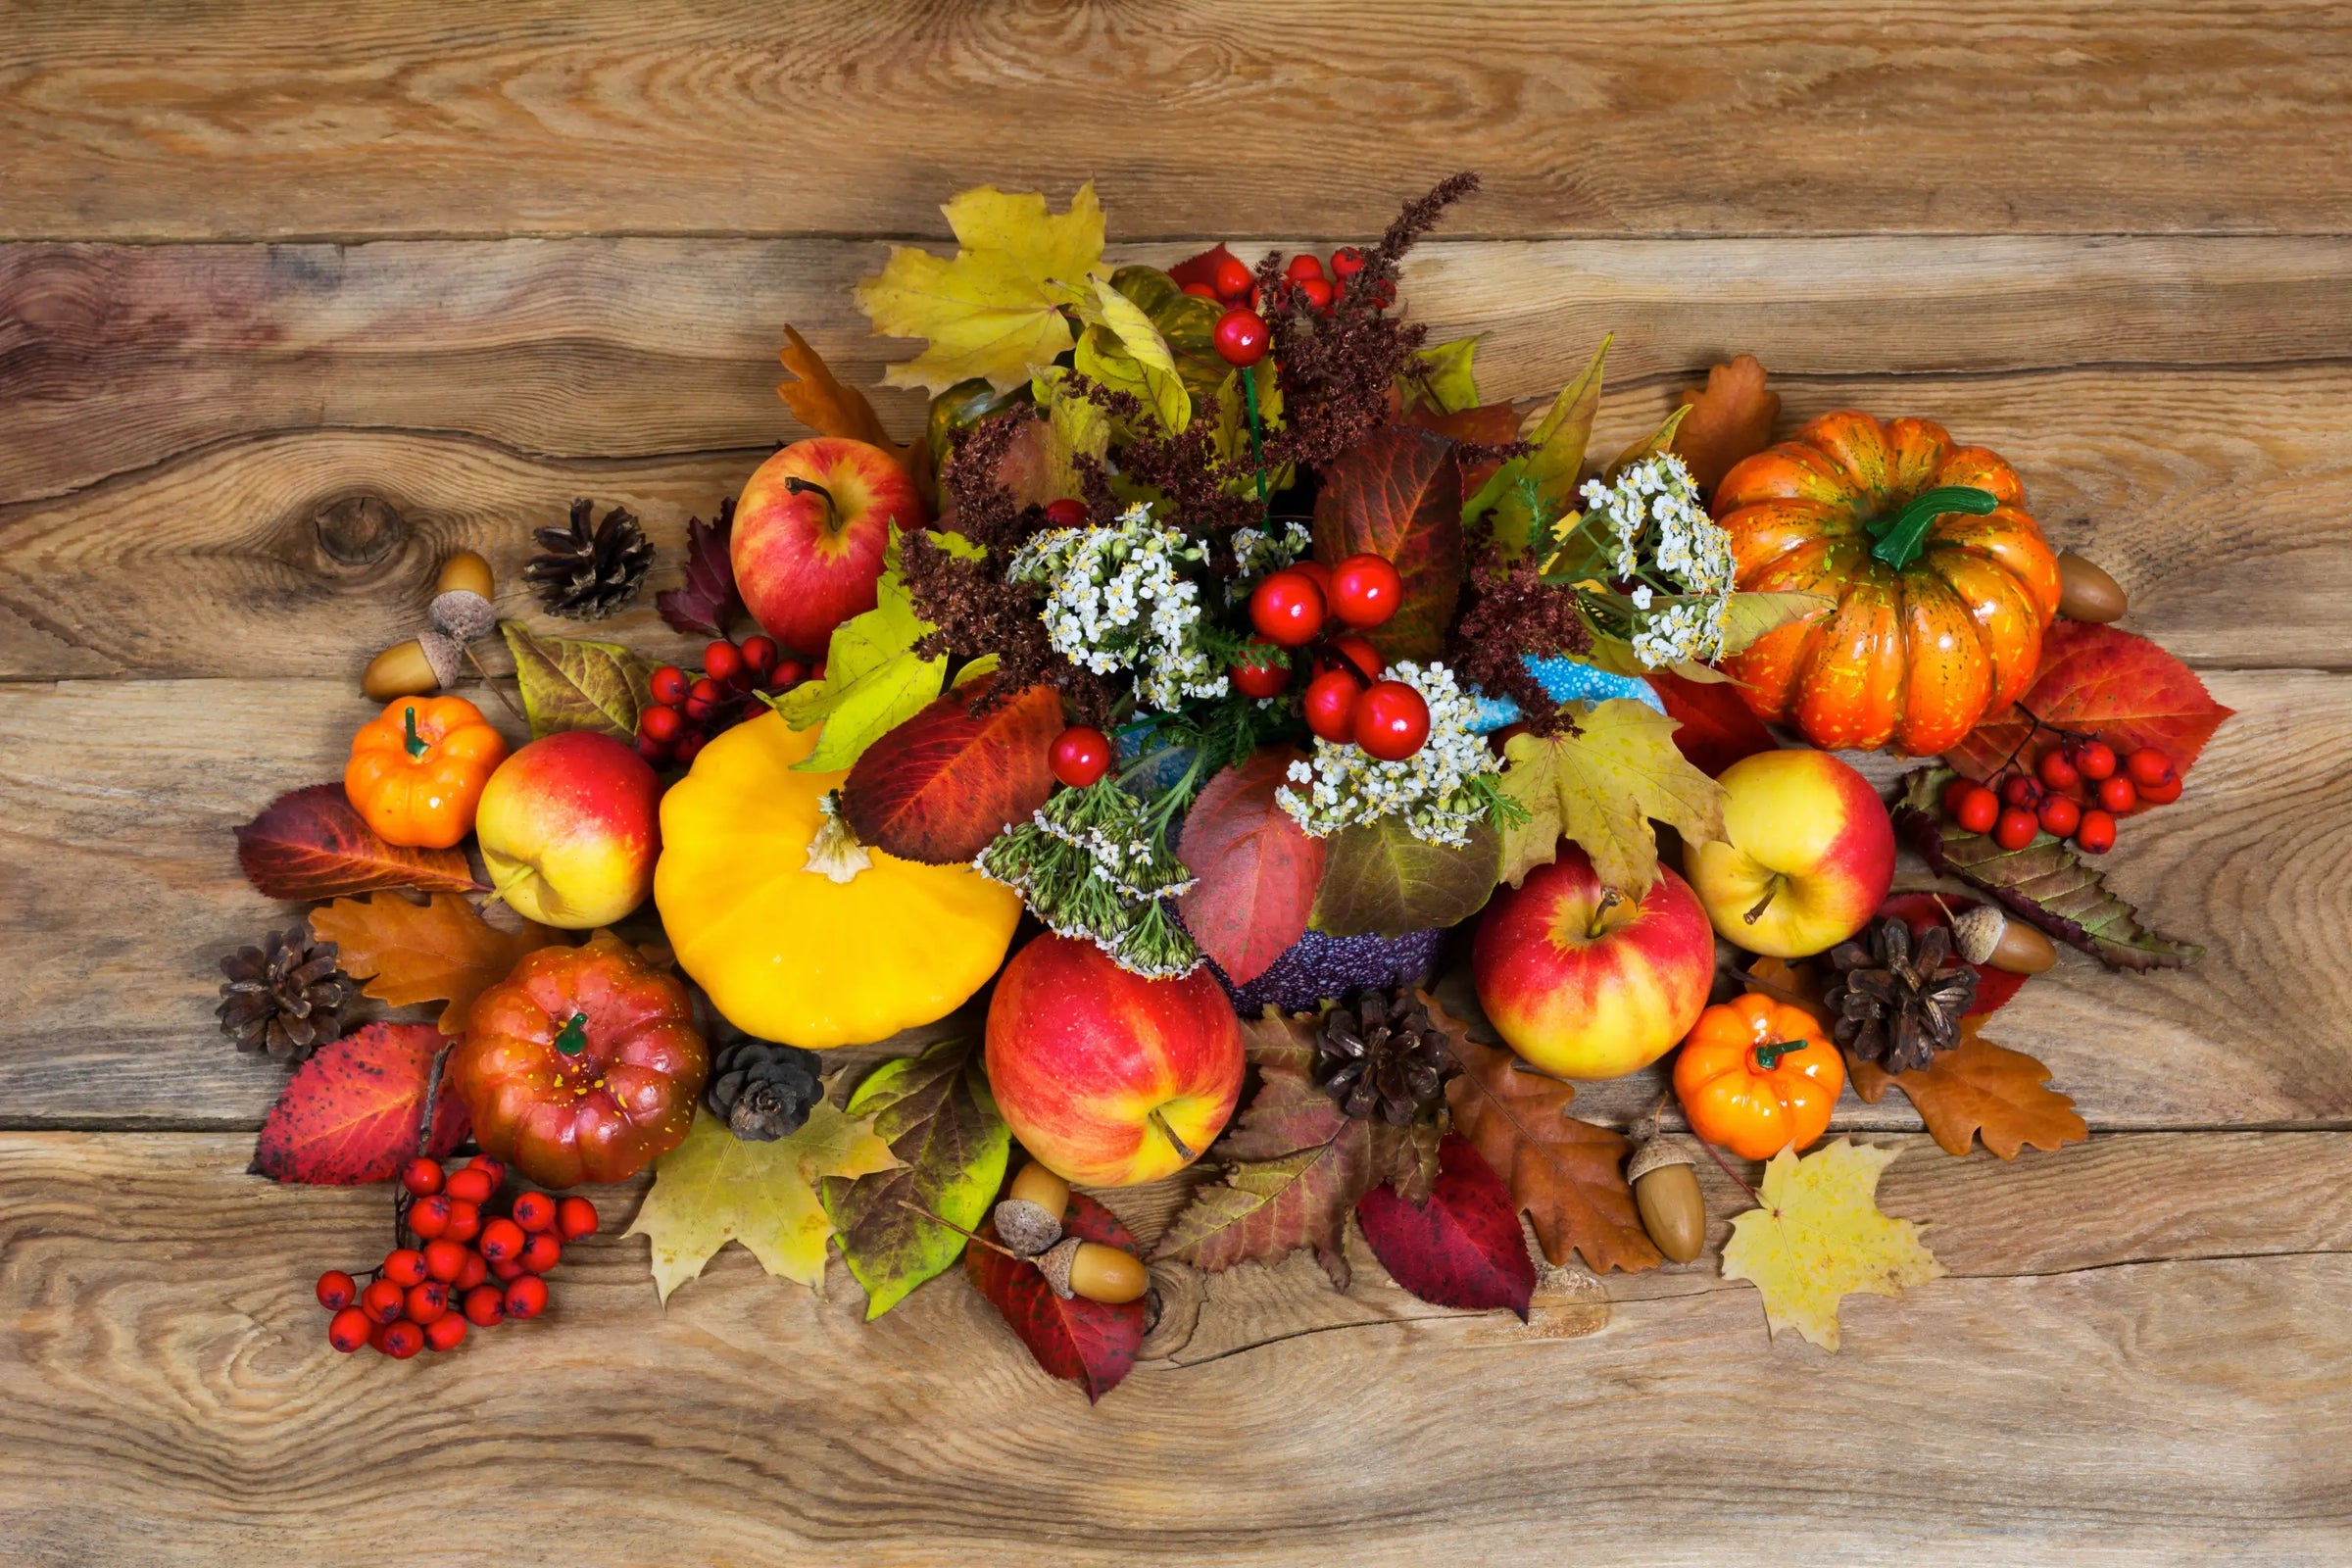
left=3, top=4, right=2348, bottom=1563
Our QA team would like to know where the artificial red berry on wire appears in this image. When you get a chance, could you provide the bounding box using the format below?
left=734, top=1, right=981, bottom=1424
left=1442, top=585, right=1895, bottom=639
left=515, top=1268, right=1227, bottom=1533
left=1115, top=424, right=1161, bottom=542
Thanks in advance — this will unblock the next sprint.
left=444, top=1163, right=495, bottom=1205
left=636, top=732, right=670, bottom=768
left=1302, top=669, right=1363, bottom=743
left=2076, top=808, right=2118, bottom=854
left=455, top=1249, right=488, bottom=1292
left=704, top=639, right=745, bottom=686
left=673, top=729, right=709, bottom=767
left=379, top=1320, right=425, bottom=1360
left=1354, top=681, right=1432, bottom=760
left=422, top=1238, right=469, bottom=1283
left=409, top=1194, right=452, bottom=1239
left=1297, top=275, right=1335, bottom=314
left=1043, top=497, right=1090, bottom=528
left=1229, top=647, right=1291, bottom=699
left=639, top=705, right=683, bottom=745
left=1330, top=246, right=1365, bottom=279
left=769, top=659, right=806, bottom=690
left=1289, top=558, right=1333, bottom=596
left=404, top=1281, right=451, bottom=1325
left=684, top=677, right=724, bottom=725
left=1181, top=280, right=1220, bottom=300
left=1212, top=307, right=1269, bottom=368
left=462, top=1285, right=507, bottom=1327
left=740, top=635, right=778, bottom=680
left=2136, top=773, right=2182, bottom=805
left=1250, top=569, right=1326, bottom=647
left=1325, top=633, right=1384, bottom=684
left=1210, top=253, right=1254, bottom=302
left=2126, top=747, right=2176, bottom=789
left=440, top=1200, right=480, bottom=1244
left=479, top=1217, right=527, bottom=1264
left=1284, top=253, right=1326, bottom=283
left=1049, top=726, right=1112, bottom=789
left=1327, top=554, right=1402, bottom=629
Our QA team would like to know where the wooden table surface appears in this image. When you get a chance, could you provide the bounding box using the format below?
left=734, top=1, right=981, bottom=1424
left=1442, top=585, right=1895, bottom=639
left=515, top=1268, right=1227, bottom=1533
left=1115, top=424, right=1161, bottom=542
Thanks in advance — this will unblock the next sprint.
left=5, top=4, right=2350, bottom=1564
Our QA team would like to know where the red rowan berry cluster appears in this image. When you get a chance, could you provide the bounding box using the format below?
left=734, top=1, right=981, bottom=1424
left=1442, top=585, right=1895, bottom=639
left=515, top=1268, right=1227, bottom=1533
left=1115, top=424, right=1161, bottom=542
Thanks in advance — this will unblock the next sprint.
left=636, top=636, right=815, bottom=769
left=1942, top=711, right=2182, bottom=857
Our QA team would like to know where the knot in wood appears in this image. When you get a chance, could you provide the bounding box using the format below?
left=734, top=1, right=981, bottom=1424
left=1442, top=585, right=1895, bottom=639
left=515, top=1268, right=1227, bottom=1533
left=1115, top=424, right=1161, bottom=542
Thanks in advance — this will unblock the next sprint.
left=311, top=494, right=406, bottom=569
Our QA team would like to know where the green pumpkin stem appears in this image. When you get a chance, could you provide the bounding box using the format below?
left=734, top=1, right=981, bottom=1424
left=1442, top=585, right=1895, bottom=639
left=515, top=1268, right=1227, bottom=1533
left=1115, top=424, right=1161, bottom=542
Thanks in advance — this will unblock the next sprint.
left=1867, top=485, right=2000, bottom=573
left=553, top=1011, right=589, bottom=1056
left=1751, top=1039, right=1807, bottom=1069
left=403, top=704, right=427, bottom=760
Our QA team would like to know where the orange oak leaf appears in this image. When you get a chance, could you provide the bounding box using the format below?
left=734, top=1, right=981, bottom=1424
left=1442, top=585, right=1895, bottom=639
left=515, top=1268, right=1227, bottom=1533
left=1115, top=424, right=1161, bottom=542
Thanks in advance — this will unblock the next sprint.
left=1672, top=354, right=1780, bottom=494
left=778, top=324, right=906, bottom=462
left=310, top=894, right=565, bottom=1033
left=1437, top=997, right=1660, bottom=1274
left=1846, top=1021, right=2088, bottom=1159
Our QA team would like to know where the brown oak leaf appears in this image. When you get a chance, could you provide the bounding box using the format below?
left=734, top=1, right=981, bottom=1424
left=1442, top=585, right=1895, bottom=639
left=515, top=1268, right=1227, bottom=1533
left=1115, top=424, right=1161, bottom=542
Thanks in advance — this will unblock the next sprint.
left=1438, top=998, right=1661, bottom=1274
left=310, top=894, right=564, bottom=1033
left=777, top=324, right=906, bottom=462
left=1847, top=1020, right=2088, bottom=1159
left=1672, top=353, right=1779, bottom=494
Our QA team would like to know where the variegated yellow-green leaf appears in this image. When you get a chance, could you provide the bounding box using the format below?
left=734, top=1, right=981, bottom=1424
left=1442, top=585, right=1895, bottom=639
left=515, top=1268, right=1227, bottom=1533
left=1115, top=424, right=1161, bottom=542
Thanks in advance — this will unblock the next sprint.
left=1497, top=699, right=1728, bottom=897
left=498, top=620, right=653, bottom=741
left=626, top=1102, right=900, bottom=1302
left=1466, top=335, right=1610, bottom=557
left=855, top=183, right=1108, bottom=395
left=1108, top=265, right=1229, bottom=404
left=765, top=532, right=947, bottom=772
left=1721, top=1139, right=1944, bottom=1352
left=1404, top=336, right=1483, bottom=415
left=1074, top=277, right=1191, bottom=431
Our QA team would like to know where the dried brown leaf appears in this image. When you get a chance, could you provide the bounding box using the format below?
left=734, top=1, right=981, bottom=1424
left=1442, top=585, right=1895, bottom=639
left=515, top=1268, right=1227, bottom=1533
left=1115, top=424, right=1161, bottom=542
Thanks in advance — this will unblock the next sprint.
left=1847, top=1020, right=2088, bottom=1159
left=310, top=894, right=565, bottom=1033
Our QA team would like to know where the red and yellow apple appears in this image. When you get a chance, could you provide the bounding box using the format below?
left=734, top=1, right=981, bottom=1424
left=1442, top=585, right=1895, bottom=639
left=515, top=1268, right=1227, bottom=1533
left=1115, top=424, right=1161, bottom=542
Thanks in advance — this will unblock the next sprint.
left=732, top=436, right=927, bottom=657
left=474, top=731, right=662, bottom=928
left=1473, top=847, right=1716, bottom=1079
left=985, top=933, right=1246, bottom=1188
left=1682, top=747, right=1895, bottom=958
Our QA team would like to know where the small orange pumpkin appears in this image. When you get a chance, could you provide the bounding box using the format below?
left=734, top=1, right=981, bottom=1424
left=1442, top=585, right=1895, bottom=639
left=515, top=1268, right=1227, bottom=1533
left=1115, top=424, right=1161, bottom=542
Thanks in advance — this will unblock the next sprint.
left=1672, top=993, right=1844, bottom=1160
left=1713, top=412, right=2061, bottom=755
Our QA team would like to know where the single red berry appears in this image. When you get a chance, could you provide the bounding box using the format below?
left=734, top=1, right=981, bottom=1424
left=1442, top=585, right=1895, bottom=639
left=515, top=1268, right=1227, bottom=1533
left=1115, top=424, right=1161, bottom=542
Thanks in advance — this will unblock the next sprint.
left=809, top=661, right=826, bottom=682
left=1363, top=276, right=1397, bottom=310
left=327, top=1305, right=373, bottom=1352
left=424, top=1313, right=468, bottom=1352
left=440, top=1200, right=480, bottom=1244
left=1940, top=776, right=1979, bottom=818
left=639, top=704, right=683, bottom=745
left=684, top=677, right=724, bottom=724
left=467, top=1157, right=506, bottom=1190
left=2036, top=749, right=2081, bottom=792
left=673, top=729, right=709, bottom=767
left=635, top=731, right=670, bottom=767
left=503, top=1276, right=551, bottom=1321
left=1250, top=569, right=1326, bottom=647
left=1181, top=280, right=1220, bottom=300
left=556, top=1197, right=600, bottom=1241
left=403, top=1281, right=450, bottom=1325
left=2037, top=793, right=2082, bottom=837
left=489, top=1256, right=527, bottom=1283
left=1210, top=253, right=1255, bottom=301
left=519, top=1233, right=563, bottom=1275
left=1327, top=554, right=1403, bottom=629
left=512, top=1191, right=557, bottom=1233
left=2076, top=808, right=2118, bottom=854
left=2072, top=739, right=2117, bottom=780
left=462, top=1285, right=507, bottom=1327
left=2125, top=747, right=2176, bottom=789
left=479, top=1217, right=528, bottom=1264
left=1042, top=497, right=1090, bottom=529
left=740, top=635, right=778, bottom=679
left=380, top=1319, right=425, bottom=1359
left=455, top=1248, right=488, bottom=1292
left=649, top=665, right=690, bottom=708
left=360, top=1278, right=406, bottom=1325
left=1228, top=647, right=1291, bottom=699
left=422, top=1238, right=469, bottom=1283
left=316, top=1269, right=358, bottom=1311
left=2135, top=773, right=2182, bottom=805
left=1297, top=274, right=1334, bottom=313
left=1289, top=558, right=1333, bottom=596
left=444, top=1165, right=495, bottom=1205
left=2096, top=774, right=2139, bottom=813
left=1954, top=783, right=2001, bottom=835
left=2000, top=773, right=2041, bottom=810
left=769, top=658, right=806, bottom=689
left=1212, top=307, right=1269, bottom=368
left=409, top=1194, right=453, bottom=1240
left=1302, top=669, right=1364, bottom=743
left=1048, top=726, right=1112, bottom=790
left=1354, top=681, right=1432, bottom=760
left=381, top=1249, right=428, bottom=1289
left=399, top=1157, right=444, bottom=1198
left=1992, top=807, right=2040, bottom=851
left=703, top=640, right=745, bottom=685
left=1326, top=634, right=1385, bottom=684
left=1330, top=246, right=1365, bottom=279
left=1284, top=252, right=1326, bottom=283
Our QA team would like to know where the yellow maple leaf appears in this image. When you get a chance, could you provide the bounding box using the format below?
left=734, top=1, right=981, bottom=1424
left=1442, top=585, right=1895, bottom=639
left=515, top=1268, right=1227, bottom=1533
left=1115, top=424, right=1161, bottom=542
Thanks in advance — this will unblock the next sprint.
left=624, top=1102, right=899, bottom=1302
left=855, top=183, right=1107, bottom=395
left=1496, top=698, right=1728, bottom=897
left=1721, top=1138, right=1945, bottom=1351
left=1072, top=277, right=1191, bottom=431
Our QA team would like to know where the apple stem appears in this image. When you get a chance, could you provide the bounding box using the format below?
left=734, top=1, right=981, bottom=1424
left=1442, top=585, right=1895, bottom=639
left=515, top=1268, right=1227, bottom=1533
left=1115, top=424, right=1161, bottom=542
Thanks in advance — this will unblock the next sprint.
left=1147, top=1106, right=1197, bottom=1163
left=895, top=1199, right=1023, bottom=1261
left=1742, top=878, right=1781, bottom=926
left=783, top=475, right=840, bottom=531
left=1584, top=887, right=1625, bottom=941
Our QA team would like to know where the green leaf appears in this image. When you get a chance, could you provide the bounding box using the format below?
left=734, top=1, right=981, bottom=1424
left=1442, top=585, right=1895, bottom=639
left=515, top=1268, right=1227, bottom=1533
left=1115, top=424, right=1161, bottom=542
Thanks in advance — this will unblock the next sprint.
left=498, top=620, right=653, bottom=741
left=765, top=533, right=949, bottom=772
left=1496, top=700, right=1729, bottom=897
left=1403, top=337, right=1483, bottom=415
left=821, top=1038, right=1009, bottom=1319
left=1110, top=265, right=1228, bottom=405
left=1466, top=336, right=1610, bottom=557
left=1074, top=276, right=1191, bottom=432
left=1308, top=813, right=1501, bottom=939
left=1209, top=362, right=1289, bottom=495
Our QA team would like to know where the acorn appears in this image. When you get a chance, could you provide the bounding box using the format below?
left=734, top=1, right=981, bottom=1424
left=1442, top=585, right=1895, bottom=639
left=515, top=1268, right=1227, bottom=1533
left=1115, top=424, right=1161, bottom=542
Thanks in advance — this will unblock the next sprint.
left=1949, top=903, right=2058, bottom=975
left=1007, top=1161, right=1071, bottom=1216
left=1035, top=1236, right=1149, bottom=1304
left=361, top=629, right=462, bottom=701
left=428, top=550, right=498, bottom=643
left=1625, top=1120, right=1706, bottom=1264
left=991, top=1198, right=1064, bottom=1258
left=2056, top=552, right=2127, bottom=623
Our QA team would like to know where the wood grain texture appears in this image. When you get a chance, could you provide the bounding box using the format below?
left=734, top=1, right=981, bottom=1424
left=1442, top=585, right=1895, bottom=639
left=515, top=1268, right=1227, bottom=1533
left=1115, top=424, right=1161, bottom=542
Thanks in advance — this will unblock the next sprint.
left=2, top=1130, right=2347, bottom=1567
left=2, top=2, right=2347, bottom=242
left=0, top=668, right=2334, bottom=1131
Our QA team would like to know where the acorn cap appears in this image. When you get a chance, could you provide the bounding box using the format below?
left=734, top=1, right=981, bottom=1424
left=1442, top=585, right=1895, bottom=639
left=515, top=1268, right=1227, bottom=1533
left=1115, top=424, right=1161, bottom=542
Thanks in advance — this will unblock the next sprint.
left=428, top=588, right=497, bottom=643
left=416, top=628, right=464, bottom=687
left=1625, top=1134, right=1699, bottom=1183
left=1950, top=903, right=2005, bottom=966
left=1035, top=1236, right=1082, bottom=1299
left=992, top=1198, right=1064, bottom=1258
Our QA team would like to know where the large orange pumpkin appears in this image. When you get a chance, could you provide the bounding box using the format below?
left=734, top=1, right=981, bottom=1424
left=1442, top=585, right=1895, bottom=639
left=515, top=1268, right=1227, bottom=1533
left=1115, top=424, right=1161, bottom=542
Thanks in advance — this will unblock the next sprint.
left=1713, top=412, right=2061, bottom=755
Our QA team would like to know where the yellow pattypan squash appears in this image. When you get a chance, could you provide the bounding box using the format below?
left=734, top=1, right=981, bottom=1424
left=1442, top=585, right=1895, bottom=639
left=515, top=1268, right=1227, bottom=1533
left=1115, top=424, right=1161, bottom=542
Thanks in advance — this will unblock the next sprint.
left=655, top=712, right=1020, bottom=1049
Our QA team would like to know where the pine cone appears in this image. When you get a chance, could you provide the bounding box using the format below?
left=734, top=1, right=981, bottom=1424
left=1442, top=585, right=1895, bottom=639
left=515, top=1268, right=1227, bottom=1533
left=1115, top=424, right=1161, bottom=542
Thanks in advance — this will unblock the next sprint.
left=217, top=927, right=354, bottom=1063
left=524, top=499, right=653, bottom=618
left=1313, top=988, right=1456, bottom=1124
left=1823, top=916, right=1979, bottom=1074
left=705, top=1033, right=824, bottom=1142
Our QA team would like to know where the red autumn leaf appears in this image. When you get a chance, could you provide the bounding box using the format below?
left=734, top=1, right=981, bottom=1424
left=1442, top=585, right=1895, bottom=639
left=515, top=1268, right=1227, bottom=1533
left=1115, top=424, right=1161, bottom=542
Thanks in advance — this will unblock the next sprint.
left=1354, top=1133, right=1535, bottom=1319
left=656, top=500, right=741, bottom=638
left=1672, top=354, right=1780, bottom=494
left=1876, top=893, right=2024, bottom=1017
left=234, top=785, right=482, bottom=902
left=1176, top=748, right=1326, bottom=986
left=966, top=1191, right=1147, bottom=1402
left=1311, top=424, right=1464, bottom=662
left=838, top=675, right=1064, bottom=863
left=1645, top=668, right=1778, bottom=777
left=251, top=1022, right=469, bottom=1185
left=1944, top=621, right=2233, bottom=793
left=1167, top=242, right=1247, bottom=295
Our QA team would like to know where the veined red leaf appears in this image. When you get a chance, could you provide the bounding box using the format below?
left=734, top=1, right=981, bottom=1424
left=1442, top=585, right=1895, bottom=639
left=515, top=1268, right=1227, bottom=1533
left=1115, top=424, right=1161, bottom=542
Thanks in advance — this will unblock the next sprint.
left=1945, top=621, right=2233, bottom=791
left=1645, top=668, right=1778, bottom=777
left=656, top=500, right=740, bottom=638
left=235, top=785, right=482, bottom=902
left=1877, top=893, right=2024, bottom=1017
left=1311, top=424, right=1464, bottom=661
left=1355, top=1133, right=1535, bottom=1319
left=838, top=675, right=1063, bottom=863
left=251, top=1023, right=469, bottom=1185
left=1176, top=748, right=1326, bottom=986
left=966, top=1190, right=1146, bottom=1402
left=1405, top=401, right=1521, bottom=499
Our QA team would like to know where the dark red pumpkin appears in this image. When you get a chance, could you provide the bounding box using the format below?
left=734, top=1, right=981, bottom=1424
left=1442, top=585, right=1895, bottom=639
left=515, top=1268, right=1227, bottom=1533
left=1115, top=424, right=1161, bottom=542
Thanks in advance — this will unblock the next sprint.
left=453, top=931, right=708, bottom=1188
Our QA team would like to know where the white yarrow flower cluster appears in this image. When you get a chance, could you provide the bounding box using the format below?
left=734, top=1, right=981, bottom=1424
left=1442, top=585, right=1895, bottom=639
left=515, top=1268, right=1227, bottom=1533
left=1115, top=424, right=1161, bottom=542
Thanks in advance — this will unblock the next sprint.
left=1007, top=502, right=1228, bottom=711
left=1224, top=517, right=1312, bottom=602
left=1579, top=452, right=1738, bottom=665
left=1276, top=661, right=1499, bottom=846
